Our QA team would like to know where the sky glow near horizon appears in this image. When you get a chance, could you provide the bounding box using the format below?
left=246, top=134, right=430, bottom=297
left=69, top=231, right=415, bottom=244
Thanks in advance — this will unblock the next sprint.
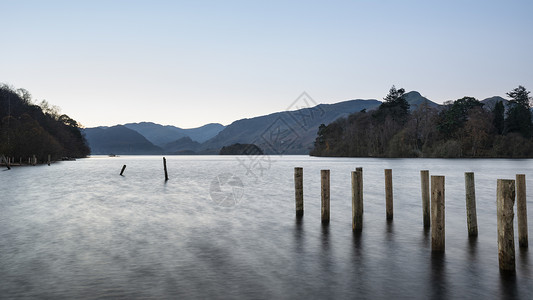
left=2, top=0, right=532, bottom=128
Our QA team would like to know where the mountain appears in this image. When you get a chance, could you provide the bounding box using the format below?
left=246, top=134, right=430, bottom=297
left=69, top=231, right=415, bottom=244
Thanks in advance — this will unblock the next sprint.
left=403, top=91, right=440, bottom=110
left=83, top=125, right=163, bottom=155
left=199, top=99, right=382, bottom=154
left=124, top=122, right=225, bottom=146
left=481, top=96, right=508, bottom=110
left=83, top=90, right=515, bottom=155
left=163, top=136, right=201, bottom=153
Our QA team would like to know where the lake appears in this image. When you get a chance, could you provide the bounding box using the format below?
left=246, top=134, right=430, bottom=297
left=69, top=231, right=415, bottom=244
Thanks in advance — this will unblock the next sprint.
left=1, top=155, right=532, bottom=299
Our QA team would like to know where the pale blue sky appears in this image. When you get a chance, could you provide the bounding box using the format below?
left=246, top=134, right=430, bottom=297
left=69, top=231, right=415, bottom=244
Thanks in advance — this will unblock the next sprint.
left=2, top=0, right=532, bottom=128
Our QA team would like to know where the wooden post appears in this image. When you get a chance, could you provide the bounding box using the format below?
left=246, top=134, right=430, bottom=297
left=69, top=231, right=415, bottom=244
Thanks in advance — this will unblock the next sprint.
left=497, top=179, right=516, bottom=272
left=421, top=170, right=430, bottom=228
left=356, top=167, right=363, bottom=213
left=465, top=172, right=478, bottom=237
left=516, top=174, right=528, bottom=248
left=294, top=167, right=303, bottom=217
left=32, top=155, right=36, bottom=166
left=352, top=170, right=363, bottom=231
left=1, top=155, right=11, bottom=170
left=163, top=157, right=169, bottom=181
left=385, top=169, right=393, bottom=220
left=431, top=175, right=445, bottom=252
left=120, top=165, right=127, bottom=176
left=321, top=170, right=330, bottom=224
left=47, top=154, right=51, bottom=166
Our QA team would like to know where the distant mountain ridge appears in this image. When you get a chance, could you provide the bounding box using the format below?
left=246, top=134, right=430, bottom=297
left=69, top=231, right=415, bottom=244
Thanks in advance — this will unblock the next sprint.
left=83, top=91, right=509, bottom=155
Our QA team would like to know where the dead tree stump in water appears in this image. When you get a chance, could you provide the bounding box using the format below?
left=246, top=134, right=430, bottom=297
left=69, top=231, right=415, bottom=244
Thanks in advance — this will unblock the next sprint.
left=120, top=165, right=127, bottom=176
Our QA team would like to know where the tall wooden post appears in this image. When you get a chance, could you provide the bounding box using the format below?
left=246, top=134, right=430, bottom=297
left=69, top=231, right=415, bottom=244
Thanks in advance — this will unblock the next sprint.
left=321, top=170, right=330, bottom=224
left=465, top=172, right=478, bottom=237
left=352, top=170, right=363, bottom=231
left=47, top=154, right=51, bottom=166
left=431, top=176, right=445, bottom=252
left=385, top=169, right=393, bottom=220
left=516, top=174, right=528, bottom=248
left=294, top=167, right=304, bottom=217
left=497, top=179, right=516, bottom=272
left=163, top=157, right=169, bottom=181
left=32, top=155, right=37, bottom=166
left=421, top=170, right=430, bottom=228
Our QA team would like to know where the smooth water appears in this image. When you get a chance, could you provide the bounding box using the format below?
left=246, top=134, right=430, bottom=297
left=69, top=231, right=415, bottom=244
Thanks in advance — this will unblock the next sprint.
left=1, top=156, right=532, bottom=299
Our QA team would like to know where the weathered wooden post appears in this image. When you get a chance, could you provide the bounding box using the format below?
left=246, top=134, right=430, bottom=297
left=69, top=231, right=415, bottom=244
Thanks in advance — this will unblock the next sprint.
left=431, top=175, right=445, bottom=252
left=356, top=167, right=363, bottom=213
left=47, top=154, right=51, bottom=166
left=163, top=157, right=169, bottom=181
left=497, top=179, right=516, bottom=272
left=352, top=170, right=363, bottom=231
left=421, top=170, right=430, bottom=228
left=321, top=170, right=330, bottom=224
left=32, top=155, right=36, bottom=166
left=385, top=169, right=393, bottom=220
left=516, top=174, right=528, bottom=248
left=294, top=167, right=304, bottom=217
left=465, top=172, right=478, bottom=237
left=120, top=165, right=127, bottom=176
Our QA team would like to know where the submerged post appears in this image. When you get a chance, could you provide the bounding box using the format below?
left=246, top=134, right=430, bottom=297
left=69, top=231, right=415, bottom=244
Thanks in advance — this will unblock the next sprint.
left=120, top=165, right=127, bottom=176
left=431, top=175, right=445, bottom=252
left=516, top=174, right=528, bottom=248
left=352, top=170, right=363, bottom=231
left=421, top=170, right=430, bottom=228
left=385, top=169, right=393, bottom=220
left=163, top=157, right=169, bottom=181
left=465, top=172, right=478, bottom=237
left=497, top=179, right=516, bottom=272
left=321, top=170, right=330, bottom=224
left=1, top=155, right=10, bottom=170
left=294, top=167, right=304, bottom=217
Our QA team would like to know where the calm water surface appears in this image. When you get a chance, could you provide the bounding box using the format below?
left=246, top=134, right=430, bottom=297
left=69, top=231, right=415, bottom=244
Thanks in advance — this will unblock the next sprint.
left=1, top=156, right=532, bottom=299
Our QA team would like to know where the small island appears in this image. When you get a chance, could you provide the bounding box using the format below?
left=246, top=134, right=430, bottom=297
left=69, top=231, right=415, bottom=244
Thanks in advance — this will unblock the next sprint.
left=219, top=143, right=264, bottom=155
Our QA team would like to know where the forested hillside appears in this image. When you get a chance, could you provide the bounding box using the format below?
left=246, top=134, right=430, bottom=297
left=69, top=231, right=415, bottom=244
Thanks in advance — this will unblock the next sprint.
left=311, top=86, right=533, bottom=158
left=0, top=85, right=90, bottom=162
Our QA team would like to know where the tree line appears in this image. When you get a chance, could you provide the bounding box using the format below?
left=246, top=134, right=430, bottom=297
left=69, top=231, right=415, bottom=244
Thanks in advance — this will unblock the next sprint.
left=311, top=85, right=533, bottom=158
left=0, top=84, right=90, bottom=162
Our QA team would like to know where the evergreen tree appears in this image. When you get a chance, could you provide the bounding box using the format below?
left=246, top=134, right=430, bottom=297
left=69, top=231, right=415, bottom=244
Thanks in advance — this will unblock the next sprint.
left=505, top=85, right=532, bottom=137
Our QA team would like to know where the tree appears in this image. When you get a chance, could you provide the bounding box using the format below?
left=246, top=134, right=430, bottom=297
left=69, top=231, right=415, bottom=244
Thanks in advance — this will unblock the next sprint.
left=505, top=85, right=532, bottom=138
left=374, top=85, right=410, bottom=125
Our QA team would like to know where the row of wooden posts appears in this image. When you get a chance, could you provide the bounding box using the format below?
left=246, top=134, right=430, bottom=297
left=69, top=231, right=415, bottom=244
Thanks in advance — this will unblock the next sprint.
left=1, top=154, right=52, bottom=169
left=293, top=167, right=529, bottom=272
left=119, top=157, right=169, bottom=181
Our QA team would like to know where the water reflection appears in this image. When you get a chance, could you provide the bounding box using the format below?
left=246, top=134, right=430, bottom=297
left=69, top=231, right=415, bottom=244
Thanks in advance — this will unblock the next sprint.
left=499, top=272, right=517, bottom=299
left=430, top=252, right=448, bottom=300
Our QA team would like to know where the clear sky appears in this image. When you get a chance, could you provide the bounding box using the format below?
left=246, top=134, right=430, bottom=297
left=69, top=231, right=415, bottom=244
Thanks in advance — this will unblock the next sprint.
left=2, top=0, right=532, bottom=128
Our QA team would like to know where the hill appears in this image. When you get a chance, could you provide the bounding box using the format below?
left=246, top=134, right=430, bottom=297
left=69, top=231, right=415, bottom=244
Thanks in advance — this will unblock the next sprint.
left=83, top=125, right=163, bottom=155
left=0, top=85, right=90, bottom=162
